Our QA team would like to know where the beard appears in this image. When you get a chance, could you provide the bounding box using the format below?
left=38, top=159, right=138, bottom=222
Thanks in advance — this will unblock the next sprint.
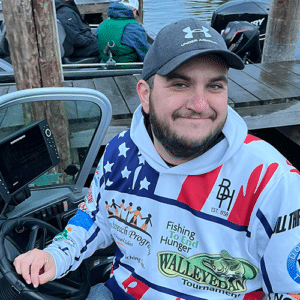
left=148, top=95, right=226, bottom=160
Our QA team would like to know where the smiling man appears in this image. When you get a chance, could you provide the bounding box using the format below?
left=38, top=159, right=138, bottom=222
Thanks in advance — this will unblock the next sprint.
left=138, top=55, right=229, bottom=165
left=136, top=19, right=244, bottom=166
left=14, top=19, right=300, bottom=300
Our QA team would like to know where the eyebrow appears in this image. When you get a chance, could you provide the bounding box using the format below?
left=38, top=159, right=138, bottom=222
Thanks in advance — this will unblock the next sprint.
left=166, top=72, right=228, bottom=84
left=211, top=75, right=228, bottom=84
left=165, top=72, right=190, bottom=82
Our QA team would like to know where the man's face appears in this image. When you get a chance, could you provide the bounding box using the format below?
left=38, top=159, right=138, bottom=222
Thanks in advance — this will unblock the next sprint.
left=139, top=55, right=229, bottom=163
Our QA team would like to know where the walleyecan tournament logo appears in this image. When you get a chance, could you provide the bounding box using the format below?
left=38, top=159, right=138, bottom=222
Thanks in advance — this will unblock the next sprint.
left=287, top=243, right=300, bottom=283
left=157, top=250, right=258, bottom=293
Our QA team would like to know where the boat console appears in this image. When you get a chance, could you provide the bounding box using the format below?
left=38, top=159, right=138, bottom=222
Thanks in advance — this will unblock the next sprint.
left=0, top=119, right=60, bottom=213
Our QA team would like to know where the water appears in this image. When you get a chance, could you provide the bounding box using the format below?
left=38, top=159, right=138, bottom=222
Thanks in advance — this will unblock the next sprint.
left=142, top=0, right=300, bottom=59
left=142, top=0, right=229, bottom=34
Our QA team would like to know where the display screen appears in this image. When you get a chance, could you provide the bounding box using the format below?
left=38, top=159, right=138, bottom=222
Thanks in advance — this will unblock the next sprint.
left=0, top=123, right=53, bottom=195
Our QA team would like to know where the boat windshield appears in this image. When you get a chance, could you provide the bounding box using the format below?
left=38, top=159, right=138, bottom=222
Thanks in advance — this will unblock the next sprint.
left=0, top=99, right=101, bottom=189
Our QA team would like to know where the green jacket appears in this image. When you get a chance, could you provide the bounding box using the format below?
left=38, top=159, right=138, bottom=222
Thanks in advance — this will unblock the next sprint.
left=97, top=18, right=139, bottom=63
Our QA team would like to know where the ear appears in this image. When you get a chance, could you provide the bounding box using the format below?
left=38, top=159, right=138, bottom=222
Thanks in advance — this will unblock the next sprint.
left=137, top=79, right=150, bottom=114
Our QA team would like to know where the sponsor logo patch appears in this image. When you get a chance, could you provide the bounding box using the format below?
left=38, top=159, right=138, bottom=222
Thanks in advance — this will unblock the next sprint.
left=287, top=243, right=300, bottom=283
left=157, top=250, right=258, bottom=293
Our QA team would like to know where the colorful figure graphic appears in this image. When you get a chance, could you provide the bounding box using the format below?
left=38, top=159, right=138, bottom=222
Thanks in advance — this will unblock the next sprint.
left=111, top=199, right=120, bottom=216
left=141, top=214, right=152, bottom=231
left=105, top=201, right=114, bottom=216
left=119, top=199, right=126, bottom=218
left=129, top=206, right=142, bottom=225
left=106, top=199, right=152, bottom=236
left=124, top=202, right=133, bottom=221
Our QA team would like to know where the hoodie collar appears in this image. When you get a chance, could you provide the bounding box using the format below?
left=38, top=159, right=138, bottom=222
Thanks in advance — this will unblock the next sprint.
left=130, top=105, right=248, bottom=175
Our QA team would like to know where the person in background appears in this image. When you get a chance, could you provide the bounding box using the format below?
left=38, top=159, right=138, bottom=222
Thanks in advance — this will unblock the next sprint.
left=14, top=18, right=300, bottom=300
left=96, top=0, right=150, bottom=63
left=55, top=0, right=99, bottom=58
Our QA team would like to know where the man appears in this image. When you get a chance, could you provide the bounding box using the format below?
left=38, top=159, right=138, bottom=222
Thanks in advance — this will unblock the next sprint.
left=96, top=0, right=149, bottom=63
left=14, top=18, right=300, bottom=299
left=55, top=0, right=99, bottom=58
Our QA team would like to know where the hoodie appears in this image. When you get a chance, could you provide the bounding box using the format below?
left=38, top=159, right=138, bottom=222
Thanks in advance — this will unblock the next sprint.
left=46, top=105, right=300, bottom=299
left=55, top=0, right=99, bottom=57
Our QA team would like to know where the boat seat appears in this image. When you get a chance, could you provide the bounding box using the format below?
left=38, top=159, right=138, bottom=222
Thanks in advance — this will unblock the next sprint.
left=0, top=22, right=10, bottom=57
left=0, top=19, right=99, bottom=66
left=57, top=20, right=100, bottom=65
left=62, top=56, right=100, bottom=65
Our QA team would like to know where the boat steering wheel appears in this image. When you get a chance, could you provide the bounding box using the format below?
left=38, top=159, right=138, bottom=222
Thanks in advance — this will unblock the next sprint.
left=0, top=217, right=90, bottom=300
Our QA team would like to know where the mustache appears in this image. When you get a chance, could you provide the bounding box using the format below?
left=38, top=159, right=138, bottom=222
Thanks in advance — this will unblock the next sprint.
left=172, top=110, right=217, bottom=121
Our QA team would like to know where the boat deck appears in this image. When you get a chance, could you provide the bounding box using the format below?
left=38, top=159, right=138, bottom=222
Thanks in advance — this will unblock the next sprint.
left=1, top=60, right=300, bottom=144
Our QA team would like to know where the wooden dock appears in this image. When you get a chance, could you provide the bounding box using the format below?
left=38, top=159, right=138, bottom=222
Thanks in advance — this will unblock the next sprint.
left=0, top=0, right=144, bottom=25
left=1, top=60, right=300, bottom=145
left=228, top=60, right=300, bottom=131
left=75, top=0, right=116, bottom=22
left=0, top=0, right=116, bottom=22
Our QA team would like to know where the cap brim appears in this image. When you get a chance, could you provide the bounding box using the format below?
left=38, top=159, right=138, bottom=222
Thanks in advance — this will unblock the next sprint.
left=156, top=49, right=244, bottom=77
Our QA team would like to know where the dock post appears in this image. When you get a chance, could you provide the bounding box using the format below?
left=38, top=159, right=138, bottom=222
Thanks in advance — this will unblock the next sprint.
left=2, top=0, right=71, bottom=174
left=262, top=0, right=300, bottom=62
left=262, top=0, right=300, bottom=154
left=2, top=0, right=63, bottom=89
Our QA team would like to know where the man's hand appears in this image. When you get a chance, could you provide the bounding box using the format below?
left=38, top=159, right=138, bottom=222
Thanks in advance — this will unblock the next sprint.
left=13, top=249, right=56, bottom=288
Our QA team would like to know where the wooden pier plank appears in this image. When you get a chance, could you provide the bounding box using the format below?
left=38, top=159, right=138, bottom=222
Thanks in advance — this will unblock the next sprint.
left=273, top=60, right=300, bottom=76
left=235, top=99, right=300, bottom=130
left=63, top=81, right=74, bottom=87
left=228, top=68, right=284, bottom=104
left=242, top=64, right=300, bottom=100
left=72, top=79, right=95, bottom=90
left=113, top=75, right=140, bottom=114
left=0, top=86, right=9, bottom=96
left=133, top=74, right=142, bottom=81
left=8, top=85, right=17, bottom=93
left=253, top=62, right=300, bottom=89
left=92, top=77, right=131, bottom=119
left=227, top=79, right=260, bottom=107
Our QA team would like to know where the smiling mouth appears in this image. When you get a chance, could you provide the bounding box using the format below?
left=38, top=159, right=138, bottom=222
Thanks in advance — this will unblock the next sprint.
left=175, top=116, right=213, bottom=121
left=173, top=111, right=216, bottom=121
left=186, top=116, right=210, bottom=119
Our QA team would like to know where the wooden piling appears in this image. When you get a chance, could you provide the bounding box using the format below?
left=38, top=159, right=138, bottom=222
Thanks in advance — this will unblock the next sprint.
left=2, top=0, right=63, bottom=90
left=2, top=0, right=70, bottom=174
left=262, top=0, right=300, bottom=62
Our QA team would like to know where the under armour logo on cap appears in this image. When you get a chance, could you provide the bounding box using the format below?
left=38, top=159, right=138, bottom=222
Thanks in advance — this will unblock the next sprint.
left=182, top=26, right=212, bottom=39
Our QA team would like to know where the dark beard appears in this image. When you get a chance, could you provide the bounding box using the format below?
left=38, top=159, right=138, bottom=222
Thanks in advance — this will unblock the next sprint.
left=148, top=99, right=226, bottom=159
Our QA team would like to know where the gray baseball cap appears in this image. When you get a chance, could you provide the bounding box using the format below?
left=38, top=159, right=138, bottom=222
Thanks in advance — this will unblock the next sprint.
left=142, top=18, right=244, bottom=81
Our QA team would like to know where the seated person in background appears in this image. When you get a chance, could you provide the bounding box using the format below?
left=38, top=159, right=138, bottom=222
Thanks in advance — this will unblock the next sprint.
left=55, top=0, right=99, bottom=58
left=97, top=0, right=150, bottom=63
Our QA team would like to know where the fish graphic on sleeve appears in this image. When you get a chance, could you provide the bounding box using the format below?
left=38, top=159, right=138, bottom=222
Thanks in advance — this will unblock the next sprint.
left=202, top=250, right=245, bottom=280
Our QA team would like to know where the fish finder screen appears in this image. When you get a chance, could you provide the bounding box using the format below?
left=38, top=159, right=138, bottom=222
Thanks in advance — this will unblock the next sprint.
left=0, top=124, right=53, bottom=195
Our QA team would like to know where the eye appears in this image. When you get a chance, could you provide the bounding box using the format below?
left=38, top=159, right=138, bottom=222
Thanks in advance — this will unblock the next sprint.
left=172, top=81, right=189, bottom=89
left=209, top=83, right=226, bottom=92
left=210, top=84, right=221, bottom=89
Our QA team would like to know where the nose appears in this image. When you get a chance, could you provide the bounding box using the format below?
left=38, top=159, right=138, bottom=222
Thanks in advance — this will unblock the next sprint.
left=185, top=87, right=210, bottom=113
